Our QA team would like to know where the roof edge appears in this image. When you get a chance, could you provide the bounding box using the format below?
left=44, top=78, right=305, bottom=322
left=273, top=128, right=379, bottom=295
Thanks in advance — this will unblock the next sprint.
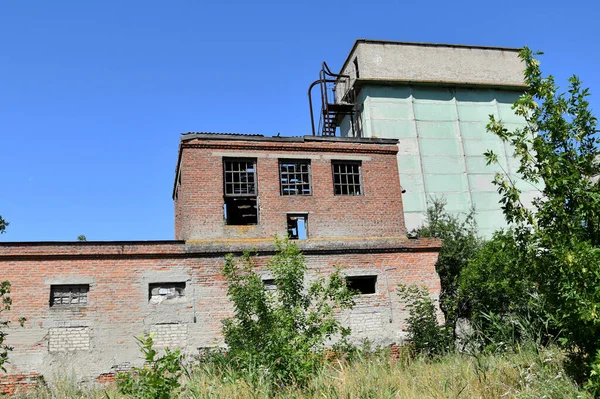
left=0, top=240, right=184, bottom=246
left=353, top=78, right=528, bottom=91
left=338, top=38, right=523, bottom=78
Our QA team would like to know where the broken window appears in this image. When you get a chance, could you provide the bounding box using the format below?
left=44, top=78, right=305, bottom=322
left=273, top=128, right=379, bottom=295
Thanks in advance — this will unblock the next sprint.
left=262, top=279, right=277, bottom=291
left=332, top=161, right=363, bottom=195
left=287, top=214, right=308, bottom=240
left=149, top=282, right=186, bottom=303
left=346, top=276, right=377, bottom=294
left=50, top=285, right=89, bottom=307
left=223, top=159, right=258, bottom=225
left=279, top=159, right=312, bottom=195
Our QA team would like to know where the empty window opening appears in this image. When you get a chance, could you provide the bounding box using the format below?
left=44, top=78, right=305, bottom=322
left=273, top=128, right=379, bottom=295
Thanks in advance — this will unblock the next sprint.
left=224, top=197, right=258, bottom=225
left=332, top=161, right=363, bottom=196
left=262, top=279, right=277, bottom=291
left=346, top=276, right=377, bottom=294
left=224, top=158, right=258, bottom=225
left=353, top=57, right=360, bottom=79
left=287, top=214, right=308, bottom=240
left=50, top=285, right=89, bottom=307
left=149, top=282, right=186, bottom=303
left=280, top=159, right=312, bottom=195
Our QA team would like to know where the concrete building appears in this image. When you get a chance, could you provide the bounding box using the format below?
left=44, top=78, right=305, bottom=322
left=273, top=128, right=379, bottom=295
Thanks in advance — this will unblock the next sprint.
left=0, top=134, right=441, bottom=391
left=319, top=40, right=540, bottom=237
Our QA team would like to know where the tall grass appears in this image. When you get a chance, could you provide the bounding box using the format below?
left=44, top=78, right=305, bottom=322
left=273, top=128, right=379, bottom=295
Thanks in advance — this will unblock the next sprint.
left=13, top=345, right=589, bottom=399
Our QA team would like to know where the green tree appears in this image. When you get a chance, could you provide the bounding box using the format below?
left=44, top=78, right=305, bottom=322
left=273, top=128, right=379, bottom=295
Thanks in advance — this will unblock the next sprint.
left=460, top=230, right=533, bottom=317
left=221, top=238, right=355, bottom=386
left=413, top=198, right=481, bottom=332
left=0, top=216, right=7, bottom=234
left=0, top=217, right=23, bottom=372
left=485, top=47, right=600, bottom=390
left=77, top=235, right=87, bottom=241
left=0, top=216, right=9, bottom=371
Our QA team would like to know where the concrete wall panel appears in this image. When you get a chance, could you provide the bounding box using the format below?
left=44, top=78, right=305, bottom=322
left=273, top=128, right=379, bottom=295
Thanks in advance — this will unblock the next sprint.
left=356, top=84, right=539, bottom=236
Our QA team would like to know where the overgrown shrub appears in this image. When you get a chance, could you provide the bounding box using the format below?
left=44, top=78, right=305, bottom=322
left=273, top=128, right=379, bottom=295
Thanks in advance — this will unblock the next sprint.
left=484, top=47, right=600, bottom=390
left=412, top=198, right=480, bottom=333
left=464, top=295, right=558, bottom=356
left=117, top=334, right=184, bottom=399
left=398, top=283, right=452, bottom=357
left=460, top=230, right=534, bottom=317
left=221, top=238, right=355, bottom=386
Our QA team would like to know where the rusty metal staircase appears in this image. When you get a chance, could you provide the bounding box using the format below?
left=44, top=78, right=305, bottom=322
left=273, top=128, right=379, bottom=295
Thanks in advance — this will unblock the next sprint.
left=309, top=62, right=360, bottom=137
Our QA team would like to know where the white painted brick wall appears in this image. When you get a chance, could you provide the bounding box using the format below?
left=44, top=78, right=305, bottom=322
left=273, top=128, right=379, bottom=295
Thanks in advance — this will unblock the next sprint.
left=151, top=323, right=187, bottom=348
left=48, top=327, right=90, bottom=352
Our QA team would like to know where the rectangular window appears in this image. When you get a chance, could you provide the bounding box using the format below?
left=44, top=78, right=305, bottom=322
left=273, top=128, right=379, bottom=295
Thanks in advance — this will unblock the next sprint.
left=50, top=285, right=89, bottom=307
left=346, top=276, right=377, bottom=294
left=332, top=161, right=363, bottom=196
left=224, top=159, right=257, bottom=196
left=224, top=158, right=258, bottom=225
left=262, top=279, right=277, bottom=291
left=149, top=282, right=186, bottom=303
left=279, top=159, right=312, bottom=196
left=287, top=214, right=308, bottom=240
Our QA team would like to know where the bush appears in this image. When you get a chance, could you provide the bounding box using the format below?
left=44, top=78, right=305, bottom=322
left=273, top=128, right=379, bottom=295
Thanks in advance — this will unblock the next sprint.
left=412, top=198, right=480, bottom=332
left=460, top=230, right=534, bottom=318
left=221, top=238, right=355, bottom=386
left=117, top=334, right=184, bottom=399
left=398, top=284, right=452, bottom=357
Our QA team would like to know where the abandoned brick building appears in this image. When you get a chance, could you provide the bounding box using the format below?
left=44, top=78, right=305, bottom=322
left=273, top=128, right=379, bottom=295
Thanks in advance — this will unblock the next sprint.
left=0, top=133, right=442, bottom=387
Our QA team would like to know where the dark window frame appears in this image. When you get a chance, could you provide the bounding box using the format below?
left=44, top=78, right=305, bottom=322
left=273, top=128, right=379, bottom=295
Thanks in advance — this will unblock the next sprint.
left=223, top=158, right=259, bottom=225
left=279, top=159, right=312, bottom=196
left=49, top=284, right=90, bottom=307
left=223, top=158, right=258, bottom=197
left=332, top=160, right=364, bottom=196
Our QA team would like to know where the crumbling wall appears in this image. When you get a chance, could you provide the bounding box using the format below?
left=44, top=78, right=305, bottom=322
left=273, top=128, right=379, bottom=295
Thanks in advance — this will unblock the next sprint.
left=0, top=239, right=440, bottom=381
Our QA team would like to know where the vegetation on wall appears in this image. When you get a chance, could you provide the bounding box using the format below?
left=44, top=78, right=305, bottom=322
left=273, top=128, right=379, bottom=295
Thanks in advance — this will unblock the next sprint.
left=0, top=216, right=11, bottom=372
left=220, top=238, right=355, bottom=386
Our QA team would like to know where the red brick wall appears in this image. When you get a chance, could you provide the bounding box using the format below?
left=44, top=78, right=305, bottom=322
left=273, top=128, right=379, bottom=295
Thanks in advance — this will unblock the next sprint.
left=0, top=240, right=440, bottom=380
left=174, top=137, right=406, bottom=241
left=0, top=373, right=42, bottom=396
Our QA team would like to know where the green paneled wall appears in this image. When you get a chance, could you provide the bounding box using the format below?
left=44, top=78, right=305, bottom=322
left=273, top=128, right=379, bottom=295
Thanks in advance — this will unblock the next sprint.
left=343, top=85, right=538, bottom=237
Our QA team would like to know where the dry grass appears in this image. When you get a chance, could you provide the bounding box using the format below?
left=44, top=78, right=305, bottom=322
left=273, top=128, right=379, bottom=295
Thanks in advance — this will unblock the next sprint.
left=180, top=345, right=589, bottom=399
left=12, top=346, right=590, bottom=399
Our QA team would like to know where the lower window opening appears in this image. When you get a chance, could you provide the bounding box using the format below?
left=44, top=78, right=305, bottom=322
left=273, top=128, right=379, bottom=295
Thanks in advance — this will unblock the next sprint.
left=262, top=279, right=277, bottom=291
left=346, top=275, right=377, bottom=294
left=224, top=197, right=258, bottom=225
left=287, top=214, right=308, bottom=240
left=149, top=282, right=186, bottom=302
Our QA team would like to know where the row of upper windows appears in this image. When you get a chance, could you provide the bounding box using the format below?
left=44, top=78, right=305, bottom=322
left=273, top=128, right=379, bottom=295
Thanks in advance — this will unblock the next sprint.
left=223, top=158, right=364, bottom=197
left=48, top=276, right=378, bottom=308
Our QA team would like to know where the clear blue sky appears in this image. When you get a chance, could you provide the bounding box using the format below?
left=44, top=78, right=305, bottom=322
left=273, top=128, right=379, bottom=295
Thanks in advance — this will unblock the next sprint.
left=1, top=0, right=598, bottom=242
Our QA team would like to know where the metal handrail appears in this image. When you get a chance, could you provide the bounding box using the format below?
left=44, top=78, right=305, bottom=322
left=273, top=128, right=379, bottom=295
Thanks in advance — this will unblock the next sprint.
left=308, top=62, right=357, bottom=137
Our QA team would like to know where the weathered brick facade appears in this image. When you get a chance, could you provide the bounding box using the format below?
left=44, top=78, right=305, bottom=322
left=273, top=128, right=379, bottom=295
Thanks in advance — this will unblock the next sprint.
left=0, top=134, right=441, bottom=386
